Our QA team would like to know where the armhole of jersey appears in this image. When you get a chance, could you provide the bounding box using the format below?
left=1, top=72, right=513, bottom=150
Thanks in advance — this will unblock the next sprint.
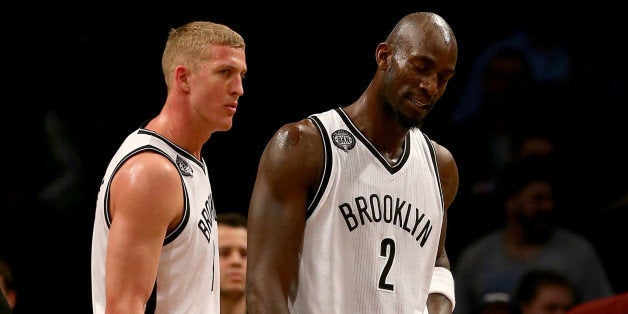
left=103, top=145, right=190, bottom=244
left=163, top=172, right=189, bottom=245
left=422, top=133, right=445, bottom=212
left=306, top=115, right=333, bottom=220
left=146, top=282, right=157, bottom=313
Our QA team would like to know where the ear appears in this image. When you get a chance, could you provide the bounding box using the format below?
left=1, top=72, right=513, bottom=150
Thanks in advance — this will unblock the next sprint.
left=175, top=65, right=191, bottom=91
left=375, top=42, right=391, bottom=68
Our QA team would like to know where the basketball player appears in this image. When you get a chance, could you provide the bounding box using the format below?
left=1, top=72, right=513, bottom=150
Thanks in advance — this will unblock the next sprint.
left=246, top=12, right=458, bottom=313
left=218, top=212, right=248, bottom=314
left=91, top=21, right=247, bottom=313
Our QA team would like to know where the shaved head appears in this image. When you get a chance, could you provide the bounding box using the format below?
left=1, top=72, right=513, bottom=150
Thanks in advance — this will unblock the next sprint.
left=386, top=12, right=456, bottom=52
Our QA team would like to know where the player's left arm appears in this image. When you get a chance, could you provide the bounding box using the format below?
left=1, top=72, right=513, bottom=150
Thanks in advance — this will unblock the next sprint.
left=426, top=140, right=459, bottom=313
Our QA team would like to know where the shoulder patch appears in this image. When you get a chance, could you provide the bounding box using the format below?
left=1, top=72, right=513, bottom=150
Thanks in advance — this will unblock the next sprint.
left=332, top=129, right=356, bottom=151
left=176, top=155, right=193, bottom=177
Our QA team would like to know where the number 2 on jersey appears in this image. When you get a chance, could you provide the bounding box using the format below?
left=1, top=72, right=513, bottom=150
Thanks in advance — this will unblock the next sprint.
left=379, top=238, right=395, bottom=291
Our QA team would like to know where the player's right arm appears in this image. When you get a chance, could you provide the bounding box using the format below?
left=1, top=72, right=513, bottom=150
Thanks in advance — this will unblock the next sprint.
left=246, top=118, right=324, bottom=313
left=105, top=152, right=184, bottom=313
left=426, top=141, right=459, bottom=314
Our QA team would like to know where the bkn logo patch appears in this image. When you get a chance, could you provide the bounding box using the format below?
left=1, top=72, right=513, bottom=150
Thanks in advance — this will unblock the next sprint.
left=332, top=129, right=355, bottom=151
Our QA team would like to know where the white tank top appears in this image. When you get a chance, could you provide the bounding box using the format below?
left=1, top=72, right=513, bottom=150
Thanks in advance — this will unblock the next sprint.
left=289, top=108, right=444, bottom=313
left=91, top=128, right=220, bottom=314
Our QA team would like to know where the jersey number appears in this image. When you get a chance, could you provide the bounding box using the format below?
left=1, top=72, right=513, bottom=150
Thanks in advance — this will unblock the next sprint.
left=379, top=238, right=395, bottom=291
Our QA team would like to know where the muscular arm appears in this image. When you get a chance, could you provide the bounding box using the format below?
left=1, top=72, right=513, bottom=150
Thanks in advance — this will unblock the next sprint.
left=427, top=141, right=459, bottom=313
left=246, top=119, right=323, bottom=313
left=105, top=152, right=184, bottom=313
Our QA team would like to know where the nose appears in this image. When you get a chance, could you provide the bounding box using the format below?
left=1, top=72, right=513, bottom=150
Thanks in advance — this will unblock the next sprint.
left=419, top=73, right=438, bottom=96
left=231, top=76, right=244, bottom=97
left=225, top=251, right=246, bottom=265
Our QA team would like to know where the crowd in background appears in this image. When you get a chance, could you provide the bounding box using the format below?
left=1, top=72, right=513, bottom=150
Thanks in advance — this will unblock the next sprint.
left=2, top=2, right=627, bottom=312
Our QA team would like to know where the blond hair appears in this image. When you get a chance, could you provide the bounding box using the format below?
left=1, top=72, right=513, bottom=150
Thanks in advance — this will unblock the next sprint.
left=161, top=21, right=245, bottom=89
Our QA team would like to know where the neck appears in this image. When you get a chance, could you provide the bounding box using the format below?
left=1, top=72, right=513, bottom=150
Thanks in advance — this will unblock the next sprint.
left=145, top=107, right=209, bottom=159
left=220, top=294, right=246, bottom=314
left=503, top=225, right=545, bottom=260
left=344, top=99, right=409, bottom=163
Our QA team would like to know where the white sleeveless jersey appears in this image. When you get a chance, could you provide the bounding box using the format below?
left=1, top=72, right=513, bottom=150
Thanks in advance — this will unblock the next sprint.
left=289, top=108, right=444, bottom=313
left=91, top=128, right=220, bottom=314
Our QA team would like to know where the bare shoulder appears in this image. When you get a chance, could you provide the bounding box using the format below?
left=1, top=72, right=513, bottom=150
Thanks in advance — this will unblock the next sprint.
left=109, top=152, right=183, bottom=226
left=113, top=152, right=181, bottom=190
left=430, top=140, right=459, bottom=209
left=267, top=118, right=321, bottom=154
left=431, top=141, right=456, bottom=168
left=262, top=118, right=323, bottom=170
left=255, top=117, right=324, bottom=196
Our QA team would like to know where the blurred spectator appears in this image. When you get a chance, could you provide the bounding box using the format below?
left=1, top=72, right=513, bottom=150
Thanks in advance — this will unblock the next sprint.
left=451, top=47, right=535, bottom=201
left=0, top=258, right=16, bottom=313
left=1, top=104, right=91, bottom=313
left=513, top=269, right=575, bottom=314
left=453, top=157, right=614, bottom=314
left=448, top=127, right=562, bottom=257
left=446, top=4, right=578, bottom=244
left=513, top=132, right=557, bottom=161
left=446, top=43, right=572, bottom=208
left=451, top=2, right=573, bottom=126
left=0, top=292, right=8, bottom=314
left=217, top=212, right=248, bottom=314
left=446, top=48, right=539, bottom=254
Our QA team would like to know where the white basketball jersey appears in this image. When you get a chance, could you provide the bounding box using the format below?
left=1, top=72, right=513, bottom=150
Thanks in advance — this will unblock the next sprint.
left=289, top=108, right=444, bottom=313
left=91, top=128, right=220, bottom=314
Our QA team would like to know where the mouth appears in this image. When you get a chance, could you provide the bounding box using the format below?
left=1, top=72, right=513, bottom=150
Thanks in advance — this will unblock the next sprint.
left=226, top=273, right=245, bottom=281
left=409, top=97, right=432, bottom=110
left=225, top=103, right=238, bottom=113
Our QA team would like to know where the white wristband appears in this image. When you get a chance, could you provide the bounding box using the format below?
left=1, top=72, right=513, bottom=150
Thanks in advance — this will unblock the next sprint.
left=429, top=266, right=455, bottom=310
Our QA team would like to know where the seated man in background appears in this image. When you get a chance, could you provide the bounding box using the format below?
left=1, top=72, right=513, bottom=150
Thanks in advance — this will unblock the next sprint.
left=217, top=212, right=248, bottom=314
left=453, top=157, right=613, bottom=314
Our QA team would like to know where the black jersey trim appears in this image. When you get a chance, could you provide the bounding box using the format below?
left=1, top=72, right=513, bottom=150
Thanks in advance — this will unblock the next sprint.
left=422, top=133, right=445, bottom=212
left=306, top=115, right=333, bottom=220
left=146, top=282, right=157, bottom=313
left=164, top=173, right=189, bottom=245
left=138, top=128, right=206, bottom=173
left=334, top=108, right=409, bottom=174
left=103, top=145, right=190, bottom=244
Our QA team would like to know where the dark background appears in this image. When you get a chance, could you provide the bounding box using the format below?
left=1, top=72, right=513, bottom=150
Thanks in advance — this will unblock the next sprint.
left=2, top=1, right=626, bottom=312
